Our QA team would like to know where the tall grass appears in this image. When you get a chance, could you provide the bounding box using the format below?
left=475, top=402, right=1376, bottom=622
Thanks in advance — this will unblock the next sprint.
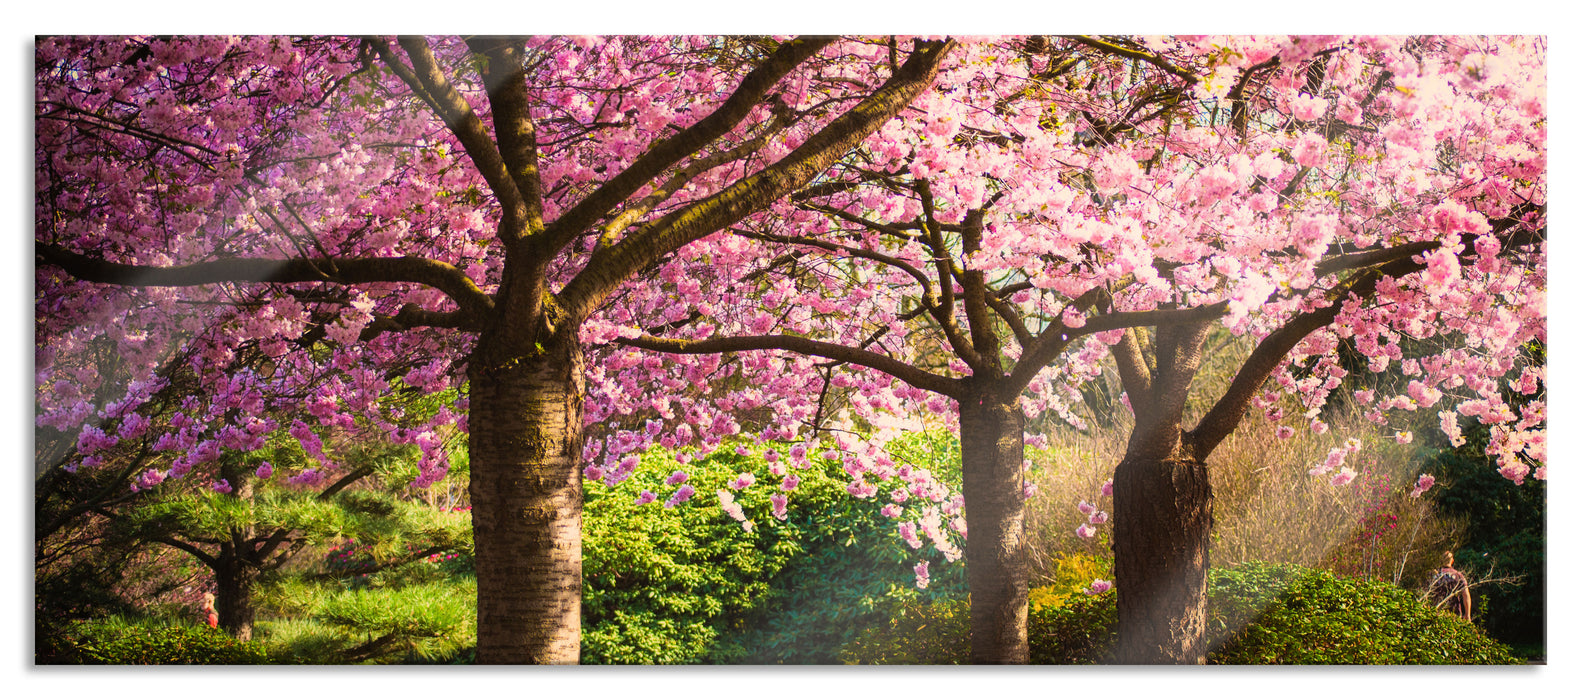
left=1022, top=334, right=1460, bottom=590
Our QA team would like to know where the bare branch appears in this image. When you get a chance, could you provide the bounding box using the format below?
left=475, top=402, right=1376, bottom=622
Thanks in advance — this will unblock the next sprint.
left=618, top=333, right=961, bottom=398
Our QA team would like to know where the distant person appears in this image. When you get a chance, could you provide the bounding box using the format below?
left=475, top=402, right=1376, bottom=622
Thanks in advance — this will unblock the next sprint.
left=1428, top=551, right=1472, bottom=622
left=200, top=592, right=219, bottom=629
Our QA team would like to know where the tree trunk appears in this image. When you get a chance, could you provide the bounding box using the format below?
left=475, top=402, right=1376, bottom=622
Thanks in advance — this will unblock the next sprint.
left=958, top=397, right=1029, bottom=664
left=1111, top=455, right=1212, bottom=664
left=468, top=333, right=585, bottom=664
left=214, top=549, right=257, bottom=641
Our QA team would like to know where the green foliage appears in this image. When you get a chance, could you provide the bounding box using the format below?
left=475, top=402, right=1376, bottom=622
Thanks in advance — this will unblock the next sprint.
left=580, top=434, right=966, bottom=664
left=1208, top=563, right=1519, bottom=664
left=299, top=579, right=476, bottom=663
left=53, top=615, right=272, bottom=665
left=725, top=432, right=968, bottom=663
left=837, top=599, right=970, bottom=664
left=840, top=562, right=1519, bottom=665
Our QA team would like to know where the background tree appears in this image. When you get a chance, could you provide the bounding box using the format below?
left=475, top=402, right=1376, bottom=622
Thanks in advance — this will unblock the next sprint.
left=36, top=34, right=953, bottom=663
left=616, top=34, right=1545, bottom=663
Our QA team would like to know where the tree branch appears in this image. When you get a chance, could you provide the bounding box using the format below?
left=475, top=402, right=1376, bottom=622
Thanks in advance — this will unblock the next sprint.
left=618, top=333, right=961, bottom=398
left=464, top=36, right=547, bottom=237
left=558, top=39, right=955, bottom=326
left=36, top=243, right=495, bottom=318
left=542, top=36, right=838, bottom=255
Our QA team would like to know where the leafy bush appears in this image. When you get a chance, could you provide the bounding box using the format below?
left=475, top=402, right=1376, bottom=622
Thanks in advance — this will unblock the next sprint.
left=56, top=615, right=273, bottom=664
left=1207, top=563, right=1520, bottom=664
left=840, top=562, right=1519, bottom=665
left=725, top=431, right=969, bottom=663
left=581, top=435, right=966, bottom=664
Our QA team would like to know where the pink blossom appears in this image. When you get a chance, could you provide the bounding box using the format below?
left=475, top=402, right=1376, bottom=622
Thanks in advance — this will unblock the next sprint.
left=1101, top=480, right=1113, bottom=497
left=881, top=504, right=902, bottom=518
left=1276, top=425, right=1296, bottom=440
left=1088, top=511, right=1109, bottom=525
left=729, top=472, right=756, bottom=490
left=663, top=484, right=696, bottom=509
left=1329, top=467, right=1357, bottom=487
left=211, top=479, right=232, bottom=494
left=1408, top=474, right=1436, bottom=498
left=770, top=493, right=789, bottom=521
left=634, top=490, right=658, bottom=506
left=1077, top=500, right=1096, bottom=515
left=665, top=470, right=689, bottom=486
left=255, top=462, right=273, bottom=479
left=1083, top=579, right=1113, bottom=596
left=1076, top=523, right=1097, bottom=539
left=780, top=474, right=800, bottom=492
left=914, top=561, right=931, bottom=590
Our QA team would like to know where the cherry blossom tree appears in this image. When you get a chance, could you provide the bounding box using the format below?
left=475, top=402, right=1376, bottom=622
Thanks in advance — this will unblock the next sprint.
left=35, top=34, right=953, bottom=663
left=618, top=34, right=1545, bottom=663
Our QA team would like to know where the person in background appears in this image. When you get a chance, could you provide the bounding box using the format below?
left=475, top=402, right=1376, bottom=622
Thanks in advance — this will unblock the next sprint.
left=1428, top=551, right=1473, bottom=622
left=200, top=592, right=219, bottom=629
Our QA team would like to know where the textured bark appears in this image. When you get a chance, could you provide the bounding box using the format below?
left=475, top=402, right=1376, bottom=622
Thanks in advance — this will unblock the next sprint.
left=1112, top=455, right=1212, bottom=664
left=468, top=333, right=585, bottom=664
left=213, top=550, right=257, bottom=641
left=959, top=397, right=1029, bottom=664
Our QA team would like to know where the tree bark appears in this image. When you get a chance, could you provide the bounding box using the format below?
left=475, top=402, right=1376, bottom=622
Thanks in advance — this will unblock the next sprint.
left=1111, top=454, right=1212, bottom=664
left=467, top=331, right=585, bottom=664
left=959, top=396, right=1029, bottom=664
left=213, top=548, right=257, bottom=641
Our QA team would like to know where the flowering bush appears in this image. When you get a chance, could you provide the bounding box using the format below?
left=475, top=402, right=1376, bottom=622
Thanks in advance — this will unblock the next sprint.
left=581, top=432, right=967, bottom=664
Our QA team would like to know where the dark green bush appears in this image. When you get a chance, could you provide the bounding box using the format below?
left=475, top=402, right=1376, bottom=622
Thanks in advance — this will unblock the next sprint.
left=58, top=617, right=273, bottom=665
left=841, top=562, right=1519, bottom=665
left=1427, top=450, right=1545, bottom=646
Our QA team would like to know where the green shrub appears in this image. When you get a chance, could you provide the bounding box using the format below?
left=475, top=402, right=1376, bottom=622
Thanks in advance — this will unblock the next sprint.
left=581, top=435, right=966, bottom=664
left=1207, top=563, right=1519, bottom=664
left=840, top=562, right=1519, bottom=665
left=58, top=615, right=273, bottom=665
left=725, top=431, right=969, bottom=664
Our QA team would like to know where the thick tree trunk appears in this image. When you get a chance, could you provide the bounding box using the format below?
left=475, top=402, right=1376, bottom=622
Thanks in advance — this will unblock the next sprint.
left=468, top=333, right=585, bottom=664
left=1111, top=455, right=1212, bottom=664
left=958, top=397, right=1029, bottom=664
left=213, top=549, right=257, bottom=641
